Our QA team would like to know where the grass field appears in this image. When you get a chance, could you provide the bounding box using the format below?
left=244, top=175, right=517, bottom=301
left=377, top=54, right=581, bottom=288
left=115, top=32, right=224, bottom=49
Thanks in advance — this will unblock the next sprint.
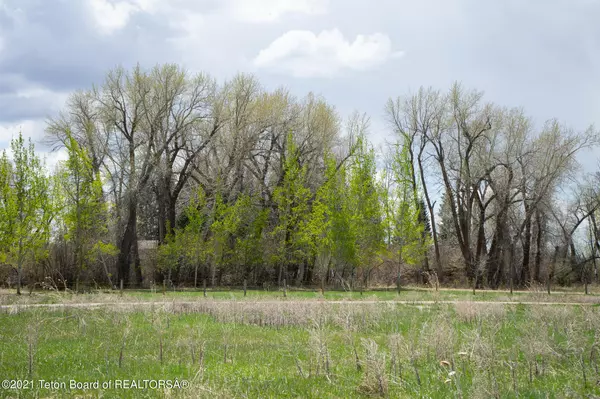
left=2, top=284, right=600, bottom=305
left=1, top=288, right=600, bottom=398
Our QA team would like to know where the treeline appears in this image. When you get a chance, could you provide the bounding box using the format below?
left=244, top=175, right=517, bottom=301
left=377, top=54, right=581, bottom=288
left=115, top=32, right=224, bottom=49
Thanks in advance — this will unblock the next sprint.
left=0, top=64, right=599, bottom=293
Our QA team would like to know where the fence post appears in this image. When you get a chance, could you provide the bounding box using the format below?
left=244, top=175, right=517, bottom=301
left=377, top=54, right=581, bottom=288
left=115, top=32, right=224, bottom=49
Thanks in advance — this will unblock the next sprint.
left=243, top=279, right=247, bottom=297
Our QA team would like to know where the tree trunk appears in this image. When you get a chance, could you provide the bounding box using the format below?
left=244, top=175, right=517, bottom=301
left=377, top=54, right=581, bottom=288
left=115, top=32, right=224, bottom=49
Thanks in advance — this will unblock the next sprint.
left=486, top=234, right=499, bottom=289
left=486, top=215, right=507, bottom=290
left=548, top=246, right=559, bottom=294
left=117, top=198, right=137, bottom=288
left=278, top=263, right=283, bottom=288
left=296, top=261, right=305, bottom=287
left=521, top=205, right=533, bottom=285
left=16, top=257, right=22, bottom=295
left=211, top=255, right=217, bottom=287
left=418, top=149, right=442, bottom=282
left=507, top=239, right=514, bottom=294
left=590, top=213, right=599, bottom=283
left=474, top=200, right=487, bottom=272
left=533, top=210, right=543, bottom=283
left=157, top=185, right=167, bottom=244
left=132, top=231, right=142, bottom=286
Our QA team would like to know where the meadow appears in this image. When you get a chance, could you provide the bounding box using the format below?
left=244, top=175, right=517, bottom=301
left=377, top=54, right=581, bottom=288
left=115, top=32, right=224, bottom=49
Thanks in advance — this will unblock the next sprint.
left=1, top=288, right=599, bottom=398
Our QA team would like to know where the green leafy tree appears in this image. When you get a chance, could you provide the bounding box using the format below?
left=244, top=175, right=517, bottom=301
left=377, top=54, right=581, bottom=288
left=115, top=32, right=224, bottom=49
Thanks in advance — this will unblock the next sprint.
left=0, top=133, right=53, bottom=294
left=390, top=140, right=430, bottom=270
left=308, top=156, right=336, bottom=285
left=59, top=130, right=112, bottom=290
left=0, top=152, right=14, bottom=262
left=207, top=192, right=248, bottom=285
left=272, top=135, right=313, bottom=286
left=348, top=136, right=386, bottom=283
left=157, top=225, right=183, bottom=286
left=310, top=154, right=357, bottom=286
left=180, top=186, right=209, bottom=288
left=230, top=195, right=269, bottom=283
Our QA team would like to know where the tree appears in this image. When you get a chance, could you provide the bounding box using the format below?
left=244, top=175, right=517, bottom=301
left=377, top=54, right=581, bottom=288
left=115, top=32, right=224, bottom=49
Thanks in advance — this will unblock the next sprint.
left=385, top=88, right=447, bottom=281
left=348, top=134, right=386, bottom=285
left=0, top=151, right=14, bottom=264
left=150, top=65, right=223, bottom=244
left=58, top=130, right=112, bottom=290
left=0, top=133, right=53, bottom=294
left=179, top=186, right=209, bottom=288
left=308, top=153, right=356, bottom=287
left=388, top=139, right=429, bottom=283
left=272, top=134, right=313, bottom=286
left=205, top=190, right=255, bottom=286
left=48, top=64, right=224, bottom=287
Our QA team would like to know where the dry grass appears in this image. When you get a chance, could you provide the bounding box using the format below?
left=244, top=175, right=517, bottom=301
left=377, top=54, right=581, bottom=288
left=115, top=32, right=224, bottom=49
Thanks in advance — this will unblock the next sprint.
left=453, top=301, right=506, bottom=323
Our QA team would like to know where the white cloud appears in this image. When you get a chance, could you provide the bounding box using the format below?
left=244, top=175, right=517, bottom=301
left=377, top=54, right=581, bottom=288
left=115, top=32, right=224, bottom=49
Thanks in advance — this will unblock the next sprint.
left=230, top=0, right=328, bottom=23
left=42, top=148, right=69, bottom=172
left=88, top=0, right=158, bottom=35
left=0, top=120, right=44, bottom=144
left=253, top=29, right=403, bottom=78
left=0, top=120, right=68, bottom=171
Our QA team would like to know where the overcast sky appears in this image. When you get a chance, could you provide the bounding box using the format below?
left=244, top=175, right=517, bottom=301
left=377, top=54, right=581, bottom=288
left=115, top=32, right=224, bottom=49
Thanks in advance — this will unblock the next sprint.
left=0, top=0, right=598, bottom=170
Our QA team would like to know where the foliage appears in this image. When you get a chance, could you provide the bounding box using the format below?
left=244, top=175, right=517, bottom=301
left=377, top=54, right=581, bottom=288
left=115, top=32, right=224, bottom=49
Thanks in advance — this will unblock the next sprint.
left=0, top=133, right=53, bottom=293
left=271, top=135, right=314, bottom=273
left=310, top=155, right=356, bottom=277
left=390, top=139, right=430, bottom=265
left=57, top=130, right=114, bottom=283
left=348, top=135, right=386, bottom=269
left=0, top=66, right=596, bottom=290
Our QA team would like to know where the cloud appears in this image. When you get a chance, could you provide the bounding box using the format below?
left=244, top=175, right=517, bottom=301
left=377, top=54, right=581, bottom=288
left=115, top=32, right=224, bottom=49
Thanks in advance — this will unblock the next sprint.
left=0, top=88, right=69, bottom=123
left=88, top=0, right=158, bottom=34
left=0, top=119, right=69, bottom=171
left=229, top=0, right=328, bottom=23
left=0, top=0, right=184, bottom=93
left=0, top=119, right=46, bottom=144
left=253, top=29, right=403, bottom=78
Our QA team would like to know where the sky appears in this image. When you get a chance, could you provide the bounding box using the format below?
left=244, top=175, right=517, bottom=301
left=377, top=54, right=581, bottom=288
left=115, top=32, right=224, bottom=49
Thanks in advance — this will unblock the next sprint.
left=0, top=0, right=599, bottom=172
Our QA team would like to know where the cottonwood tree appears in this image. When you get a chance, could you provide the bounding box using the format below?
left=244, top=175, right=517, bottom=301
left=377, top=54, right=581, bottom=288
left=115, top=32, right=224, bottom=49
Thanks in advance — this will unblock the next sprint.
left=391, top=84, right=493, bottom=283
left=45, top=90, right=108, bottom=173
left=517, top=121, right=597, bottom=285
left=151, top=65, right=223, bottom=244
left=550, top=180, right=600, bottom=287
left=483, top=107, right=530, bottom=289
left=385, top=88, right=444, bottom=279
left=48, top=64, right=225, bottom=287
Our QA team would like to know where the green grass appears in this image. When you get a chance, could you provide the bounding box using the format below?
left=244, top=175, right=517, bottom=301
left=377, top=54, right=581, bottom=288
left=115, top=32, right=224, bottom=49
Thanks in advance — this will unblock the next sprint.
left=2, top=284, right=599, bottom=306
left=1, top=296, right=600, bottom=398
